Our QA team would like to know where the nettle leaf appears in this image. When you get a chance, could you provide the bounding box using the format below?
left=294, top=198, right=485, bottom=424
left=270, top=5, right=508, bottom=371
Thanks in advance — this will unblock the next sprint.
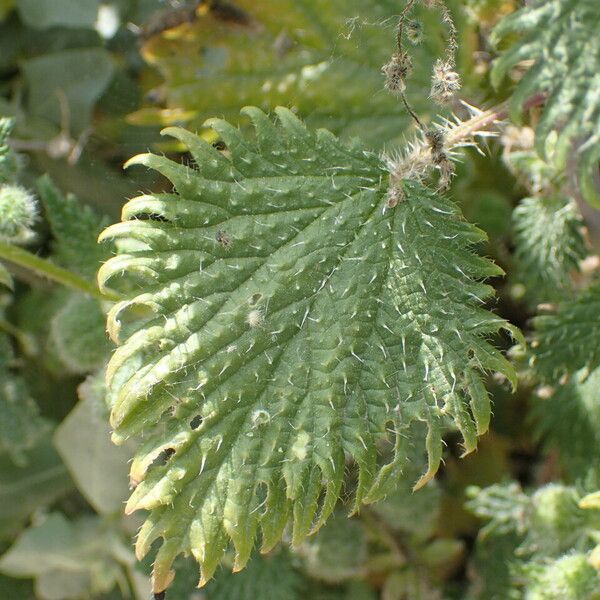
left=533, top=283, right=600, bottom=379
left=37, top=175, right=112, bottom=278
left=512, top=195, right=587, bottom=305
left=49, top=293, right=110, bottom=375
left=134, top=0, right=446, bottom=146
left=0, top=336, right=49, bottom=466
left=98, top=108, right=517, bottom=589
left=531, top=368, right=600, bottom=480
left=492, top=0, right=600, bottom=206
left=204, top=550, right=305, bottom=600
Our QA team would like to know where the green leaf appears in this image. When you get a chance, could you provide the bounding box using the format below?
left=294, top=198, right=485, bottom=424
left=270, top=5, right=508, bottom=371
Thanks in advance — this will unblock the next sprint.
left=467, top=482, right=530, bottom=538
left=531, top=368, right=600, bottom=480
left=492, top=0, right=600, bottom=206
left=0, top=573, right=35, bottom=600
left=54, top=374, right=134, bottom=514
left=22, top=48, right=114, bottom=134
left=0, top=262, right=12, bottom=290
left=0, top=336, right=49, bottom=465
left=532, top=283, right=600, bottom=379
left=0, top=431, right=72, bottom=540
left=0, top=513, right=134, bottom=600
left=37, top=175, right=113, bottom=278
left=49, top=293, right=110, bottom=374
left=134, top=0, right=444, bottom=146
left=0, top=116, right=17, bottom=184
left=204, top=550, right=305, bottom=600
left=16, top=0, right=100, bottom=30
left=299, top=512, right=367, bottom=584
left=98, top=108, right=517, bottom=589
left=524, top=553, right=600, bottom=600
left=512, top=195, right=587, bottom=305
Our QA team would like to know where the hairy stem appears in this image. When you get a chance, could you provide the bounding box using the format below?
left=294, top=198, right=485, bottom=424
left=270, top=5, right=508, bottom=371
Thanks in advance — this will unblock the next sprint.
left=391, top=93, right=547, bottom=182
left=396, top=0, right=416, bottom=52
left=0, top=241, right=120, bottom=302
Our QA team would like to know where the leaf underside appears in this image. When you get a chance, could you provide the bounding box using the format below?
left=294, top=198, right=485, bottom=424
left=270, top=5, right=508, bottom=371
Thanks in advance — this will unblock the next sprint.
left=492, top=0, right=600, bottom=206
left=99, top=107, right=516, bottom=591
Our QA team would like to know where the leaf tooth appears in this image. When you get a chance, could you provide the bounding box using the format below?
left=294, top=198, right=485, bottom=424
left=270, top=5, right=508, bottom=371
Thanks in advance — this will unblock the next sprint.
left=105, top=323, right=164, bottom=389
left=106, top=296, right=161, bottom=344
left=225, top=484, right=261, bottom=572
left=135, top=516, right=163, bottom=561
left=260, top=480, right=290, bottom=553
left=241, top=106, right=280, bottom=155
left=447, top=391, right=478, bottom=455
left=274, top=106, right=311, bottom=143
left=125, top=153, right=199, bottom=197
left=464, top=371, right=492, bottom=435
left=98, top=220, right=175, bottom=249
left=125, top=465, right=186, bottom=513
left=161, top=126, right=233, bottom=180
left=190, top=513, right=229, bottom=586
left=291, top=466, right=322, bottom=545
left=351, top=430, right=378, bottom=508
left=130, top=430, right=192, bottom=484
left=413, top=409, right=443, bottom=491
left=310, top=461, right=344, bottom=534
left=151, top=538, right=180, bottom=594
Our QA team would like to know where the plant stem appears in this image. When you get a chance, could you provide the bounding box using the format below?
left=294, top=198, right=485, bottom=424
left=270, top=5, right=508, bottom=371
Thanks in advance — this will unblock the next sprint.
left=0, top=241, right=121, bottom=302
left=391, top=93, right=547, bottom=181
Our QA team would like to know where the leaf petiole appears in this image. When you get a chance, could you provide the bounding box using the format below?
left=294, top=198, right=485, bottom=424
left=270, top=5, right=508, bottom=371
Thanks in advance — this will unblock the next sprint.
left=0, top=240, right=121, bottom=302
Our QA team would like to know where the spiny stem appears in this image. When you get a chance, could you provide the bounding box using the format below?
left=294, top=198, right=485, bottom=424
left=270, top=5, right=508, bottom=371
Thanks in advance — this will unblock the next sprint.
left=389, top=93, right=547, bottom=186
left=0, top=241, right=121, bottom=302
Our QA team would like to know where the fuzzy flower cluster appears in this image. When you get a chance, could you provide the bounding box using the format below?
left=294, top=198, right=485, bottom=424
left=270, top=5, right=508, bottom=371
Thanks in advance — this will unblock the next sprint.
left=0, top=184, right=37, bottom=243
left=382, top=51, right=413, bottom=96
left=430, top=59, right=461, bottom=104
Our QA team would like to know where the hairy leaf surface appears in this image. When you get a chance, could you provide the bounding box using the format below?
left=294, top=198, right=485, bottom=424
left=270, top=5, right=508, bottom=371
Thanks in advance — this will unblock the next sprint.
left=531, top=368, right=600, bottom=480
left=99, top=108, right=517, bottom=589
left=0, top=336, right=49, bottom=466
left=492, top=0, right=600, bottom=206
left=533, top=283, right=600, bottom=379
left=512, top=195, right=586, bottom=304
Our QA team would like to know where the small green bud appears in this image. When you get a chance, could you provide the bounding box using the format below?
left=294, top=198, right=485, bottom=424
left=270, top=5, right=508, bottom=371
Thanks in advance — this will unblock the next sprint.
left=0, top=184, right=37, bottom=243
left=525, top=554, right=600, bottom=600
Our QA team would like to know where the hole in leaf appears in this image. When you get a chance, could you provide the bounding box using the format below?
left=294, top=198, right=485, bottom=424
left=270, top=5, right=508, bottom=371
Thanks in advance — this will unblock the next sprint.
left=249, top=293, right=263, bottom=305
left=153, top=448, right=176, bottom=468
left=190, top=415, right=203, bottom=430
left=131, top=212, right=170, bottom=223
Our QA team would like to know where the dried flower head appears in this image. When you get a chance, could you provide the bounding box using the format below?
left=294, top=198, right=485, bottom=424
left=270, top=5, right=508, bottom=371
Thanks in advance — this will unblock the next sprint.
left=406, top=19, right=423, bottom=45
left=430, top=59, right=461, bottom=104
left=382, top=51, right=413, bottom=96
left=425, top=129, right=446, bottom=155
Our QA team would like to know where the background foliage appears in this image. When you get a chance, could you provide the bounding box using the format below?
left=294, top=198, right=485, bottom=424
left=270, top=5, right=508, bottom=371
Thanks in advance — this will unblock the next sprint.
left=0, top=0, right=599, bottom=598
